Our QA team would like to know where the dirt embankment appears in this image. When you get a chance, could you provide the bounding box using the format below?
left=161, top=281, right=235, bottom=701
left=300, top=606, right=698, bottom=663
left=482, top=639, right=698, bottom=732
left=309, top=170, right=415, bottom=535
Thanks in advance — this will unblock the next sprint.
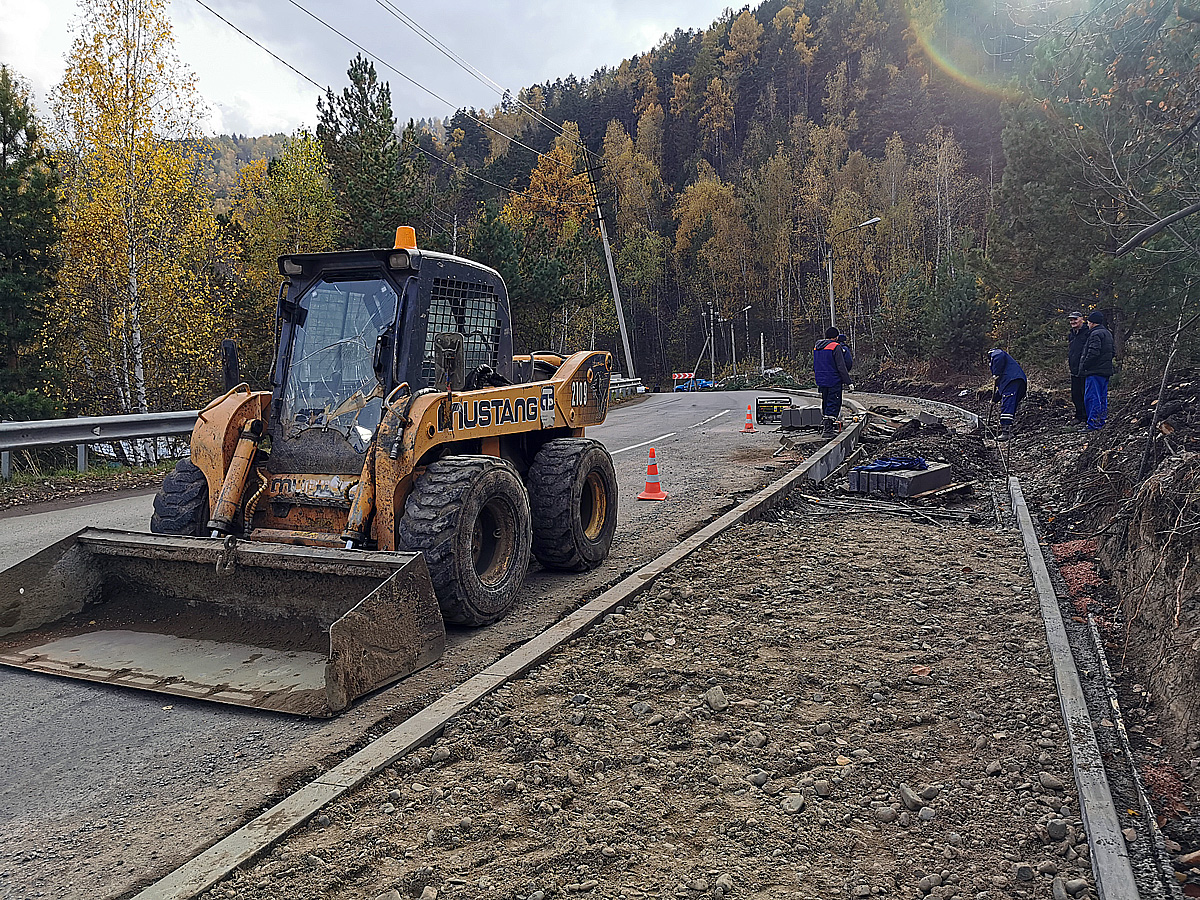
left=982, top=369, right=1200, bottom=875
left=200, top=511, right=1093, bottom=900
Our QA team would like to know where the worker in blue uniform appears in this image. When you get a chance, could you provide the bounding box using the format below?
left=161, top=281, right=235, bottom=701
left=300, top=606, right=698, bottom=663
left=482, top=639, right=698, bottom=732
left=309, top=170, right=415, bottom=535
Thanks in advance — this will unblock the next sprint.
left=988, top=348, right=1027, bottom=442
left=814, top=327, right=852, bottom=438
left=1078, top=310, right=1115, bottom=432
left=837, top=332, right=854, bottom=376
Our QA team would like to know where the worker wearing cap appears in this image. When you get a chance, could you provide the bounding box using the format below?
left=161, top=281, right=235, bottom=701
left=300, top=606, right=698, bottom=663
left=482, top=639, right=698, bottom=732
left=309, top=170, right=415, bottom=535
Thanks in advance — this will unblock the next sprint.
left=1078, top=310, right=1114, bottom=431
left=1067, top=312, right=1088, bottom=424
left=814, top=326, right=852, bottom=437
left=988, top=348, right=1027, bottom=442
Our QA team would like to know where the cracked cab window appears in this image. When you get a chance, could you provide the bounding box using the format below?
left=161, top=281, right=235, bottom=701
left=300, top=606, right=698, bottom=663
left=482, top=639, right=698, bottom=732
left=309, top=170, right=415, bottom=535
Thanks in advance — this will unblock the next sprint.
left=281, top=276, right=397, bottom=451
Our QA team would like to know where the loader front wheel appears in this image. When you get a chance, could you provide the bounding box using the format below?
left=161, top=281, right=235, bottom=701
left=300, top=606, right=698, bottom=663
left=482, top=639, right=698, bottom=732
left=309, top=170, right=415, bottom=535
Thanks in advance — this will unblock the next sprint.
left=527, top=438, right=618, bottom=571
left=150, top=459, right=209, bottom=536
left=398, top=456, right=532, bottom=626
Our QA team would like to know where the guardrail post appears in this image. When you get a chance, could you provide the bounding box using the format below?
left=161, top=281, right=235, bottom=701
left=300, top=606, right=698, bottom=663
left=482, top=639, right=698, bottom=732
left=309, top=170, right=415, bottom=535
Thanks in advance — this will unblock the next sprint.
left=1, top=451, right=9, bottom=481
left=77, top=443, right=88, bottom=473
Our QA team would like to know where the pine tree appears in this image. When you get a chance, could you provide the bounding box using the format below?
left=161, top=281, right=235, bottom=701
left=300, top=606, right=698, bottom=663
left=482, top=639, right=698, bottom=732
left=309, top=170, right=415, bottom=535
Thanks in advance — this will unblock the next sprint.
left=0, top=66, right=59, bottom=400
left=318, top=55, right=426, bottom=250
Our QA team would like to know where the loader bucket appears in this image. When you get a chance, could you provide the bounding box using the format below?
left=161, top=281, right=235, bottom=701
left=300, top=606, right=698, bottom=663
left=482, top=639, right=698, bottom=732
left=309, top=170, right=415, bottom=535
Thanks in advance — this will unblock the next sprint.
left=0, top=529, right=445, bottom=716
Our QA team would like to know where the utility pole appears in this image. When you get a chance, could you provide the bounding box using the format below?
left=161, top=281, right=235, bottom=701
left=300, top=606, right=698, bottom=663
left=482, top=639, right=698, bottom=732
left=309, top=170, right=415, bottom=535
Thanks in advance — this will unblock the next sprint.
left=729, top=320, right=738, bottom=377
left=708, top=303, right=717, bottom=380
left=586, top=165, right=636, bottom=378
left=760, top=332, right=765, bottom=374
left=825, top=242, right=836, bottom=330
left=452, top=213, right=458, bottom=255
left=689, top=333, right=710, bottom=393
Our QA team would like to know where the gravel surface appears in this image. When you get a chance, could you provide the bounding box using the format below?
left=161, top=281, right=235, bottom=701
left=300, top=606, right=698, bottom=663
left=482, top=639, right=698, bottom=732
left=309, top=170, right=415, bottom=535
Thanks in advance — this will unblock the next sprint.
left=199, top=508, right=1095, bottom=900
left=0, top=392, right=803, bottom=900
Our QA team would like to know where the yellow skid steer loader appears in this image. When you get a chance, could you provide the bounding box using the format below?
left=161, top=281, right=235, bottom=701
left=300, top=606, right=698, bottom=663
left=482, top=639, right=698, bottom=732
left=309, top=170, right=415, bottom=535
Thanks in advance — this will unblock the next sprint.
left=0, top=227, right=619, bottom=716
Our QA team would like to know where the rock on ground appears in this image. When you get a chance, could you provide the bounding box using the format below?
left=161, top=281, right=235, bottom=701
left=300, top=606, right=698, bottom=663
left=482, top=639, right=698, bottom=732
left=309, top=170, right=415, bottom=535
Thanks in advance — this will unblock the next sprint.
left=201, top=509, right=1093, bottom=900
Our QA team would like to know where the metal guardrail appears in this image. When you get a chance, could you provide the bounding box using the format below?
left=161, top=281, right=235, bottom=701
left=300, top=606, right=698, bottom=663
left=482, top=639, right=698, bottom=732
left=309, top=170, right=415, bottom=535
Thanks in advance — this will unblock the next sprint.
left=609, top=376, right=642, bottom=400
left=0, top=411, right=201, bottom=453
left=0, top=411, right=201, bottom=480
left=0, top=379, right=646, bottom=480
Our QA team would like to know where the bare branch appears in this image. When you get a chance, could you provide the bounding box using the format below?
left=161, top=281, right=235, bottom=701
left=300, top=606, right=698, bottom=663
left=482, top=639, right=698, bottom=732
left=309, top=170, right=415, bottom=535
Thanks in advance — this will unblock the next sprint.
left=1114, top=201, right=1200, bottom=256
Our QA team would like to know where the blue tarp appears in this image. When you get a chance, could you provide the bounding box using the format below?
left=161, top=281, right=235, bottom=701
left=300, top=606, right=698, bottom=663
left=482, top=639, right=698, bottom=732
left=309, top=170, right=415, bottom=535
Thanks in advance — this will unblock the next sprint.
left=852, top=456, right=928, bottom=472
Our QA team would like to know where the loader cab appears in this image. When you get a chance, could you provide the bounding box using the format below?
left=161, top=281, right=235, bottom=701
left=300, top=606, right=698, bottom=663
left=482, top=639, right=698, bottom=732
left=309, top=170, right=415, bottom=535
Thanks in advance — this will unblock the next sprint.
left=271, top=244, right=512, bottom=472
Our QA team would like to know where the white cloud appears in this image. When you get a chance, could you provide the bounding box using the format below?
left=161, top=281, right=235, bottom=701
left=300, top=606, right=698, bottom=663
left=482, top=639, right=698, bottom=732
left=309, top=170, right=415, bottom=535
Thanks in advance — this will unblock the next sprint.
left=7, top=0, right=735, bottom=134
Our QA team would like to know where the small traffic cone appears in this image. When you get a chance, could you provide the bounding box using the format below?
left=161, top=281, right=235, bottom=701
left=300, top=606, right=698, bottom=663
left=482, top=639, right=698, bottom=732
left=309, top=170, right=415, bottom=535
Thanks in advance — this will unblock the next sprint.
left=740, top=403, right=756, bottom=433
left=637, top=448, right=669, bottom=500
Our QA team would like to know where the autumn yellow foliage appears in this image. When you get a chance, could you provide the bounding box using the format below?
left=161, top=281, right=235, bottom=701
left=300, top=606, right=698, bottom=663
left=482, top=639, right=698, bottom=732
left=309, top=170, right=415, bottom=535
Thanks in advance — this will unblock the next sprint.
left=47, top=0, right=224, bottom=414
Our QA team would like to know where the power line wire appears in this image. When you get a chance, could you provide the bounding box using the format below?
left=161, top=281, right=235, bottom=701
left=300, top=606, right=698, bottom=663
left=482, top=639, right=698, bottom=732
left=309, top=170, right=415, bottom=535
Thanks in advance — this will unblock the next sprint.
left=191, top=0, right=325, bottom=92
left=408, top=139, right=592, bottom=208
left=369, top=0, right=600, bottom=161
left=188, top=0, right=592, bottom=210
left=282, top=0, right=580, bottom=173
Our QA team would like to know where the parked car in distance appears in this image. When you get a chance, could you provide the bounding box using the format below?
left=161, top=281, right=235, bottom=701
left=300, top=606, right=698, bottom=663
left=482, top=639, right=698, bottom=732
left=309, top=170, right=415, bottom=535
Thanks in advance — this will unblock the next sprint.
left=674, top=378, right=714, bottom=392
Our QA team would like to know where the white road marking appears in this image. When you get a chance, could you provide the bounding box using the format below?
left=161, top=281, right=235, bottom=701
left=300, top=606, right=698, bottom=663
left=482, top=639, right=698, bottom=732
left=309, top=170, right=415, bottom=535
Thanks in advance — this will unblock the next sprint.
left=688, top=409, right=732, bottom=429
left=612, top=433, right=677, bottom=455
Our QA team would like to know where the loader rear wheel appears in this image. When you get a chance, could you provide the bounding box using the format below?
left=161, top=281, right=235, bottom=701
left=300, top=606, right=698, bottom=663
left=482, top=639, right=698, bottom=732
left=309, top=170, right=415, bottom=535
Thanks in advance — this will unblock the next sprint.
left=150, top=459, right=209, bottom=536
left=528, top=438, right=618, bottom=572
left=398, top=456, right=532, bottom=626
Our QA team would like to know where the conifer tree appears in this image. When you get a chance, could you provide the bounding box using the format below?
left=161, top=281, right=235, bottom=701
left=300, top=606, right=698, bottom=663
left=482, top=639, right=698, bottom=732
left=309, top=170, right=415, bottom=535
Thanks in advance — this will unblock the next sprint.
left=0, top=66, right=59, bottom=402
left=317, top=55, right=426, bottom=249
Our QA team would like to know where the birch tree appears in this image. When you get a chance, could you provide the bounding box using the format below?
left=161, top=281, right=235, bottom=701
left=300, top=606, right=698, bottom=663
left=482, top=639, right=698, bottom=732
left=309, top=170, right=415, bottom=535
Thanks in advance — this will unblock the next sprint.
left=228, top=132, right=337, bottom=383
left=49, top=0, right=222, bottom=414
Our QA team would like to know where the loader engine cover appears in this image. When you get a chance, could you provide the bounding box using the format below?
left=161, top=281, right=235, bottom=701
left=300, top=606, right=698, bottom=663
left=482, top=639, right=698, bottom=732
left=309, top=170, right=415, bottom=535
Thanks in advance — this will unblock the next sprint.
left=0, top=529, right=445, bottom=716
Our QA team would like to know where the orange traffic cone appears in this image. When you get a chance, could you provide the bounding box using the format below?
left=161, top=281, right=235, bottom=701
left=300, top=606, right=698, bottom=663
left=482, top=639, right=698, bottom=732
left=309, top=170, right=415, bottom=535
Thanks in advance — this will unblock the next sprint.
left=740, top=403, right=756, bottom=433
left=637, top=448, right=669, bottom=501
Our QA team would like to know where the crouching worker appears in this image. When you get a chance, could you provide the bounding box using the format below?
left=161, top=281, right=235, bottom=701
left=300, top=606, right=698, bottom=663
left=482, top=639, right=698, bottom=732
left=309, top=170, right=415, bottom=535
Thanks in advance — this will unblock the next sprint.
left=814, top=327, right=852, bottom=437
left=988, top=348, right=1027, bottom=442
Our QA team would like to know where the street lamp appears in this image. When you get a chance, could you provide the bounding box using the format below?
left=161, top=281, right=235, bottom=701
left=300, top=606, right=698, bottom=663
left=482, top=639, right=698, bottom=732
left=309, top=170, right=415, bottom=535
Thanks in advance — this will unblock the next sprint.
left=825, top=216, right=881, bottom=330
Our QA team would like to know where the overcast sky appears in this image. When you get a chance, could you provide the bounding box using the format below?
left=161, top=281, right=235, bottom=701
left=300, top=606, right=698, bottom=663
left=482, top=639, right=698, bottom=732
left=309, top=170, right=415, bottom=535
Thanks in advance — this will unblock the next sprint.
left=2, top=0, right=736, bottom=136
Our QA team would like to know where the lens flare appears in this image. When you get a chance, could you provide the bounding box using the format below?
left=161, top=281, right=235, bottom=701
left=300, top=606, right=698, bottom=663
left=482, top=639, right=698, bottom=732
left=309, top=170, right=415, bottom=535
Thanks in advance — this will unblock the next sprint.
left=904, top=0, right=1086, bottom=101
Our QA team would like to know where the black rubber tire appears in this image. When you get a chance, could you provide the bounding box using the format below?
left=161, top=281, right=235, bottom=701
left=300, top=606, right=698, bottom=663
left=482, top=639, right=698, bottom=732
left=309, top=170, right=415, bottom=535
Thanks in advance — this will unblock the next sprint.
left=527, top=438, right=618, bottom=572
left=397, top=455, right=532, bottom=626
left=149, top=459, right=209, bottom=536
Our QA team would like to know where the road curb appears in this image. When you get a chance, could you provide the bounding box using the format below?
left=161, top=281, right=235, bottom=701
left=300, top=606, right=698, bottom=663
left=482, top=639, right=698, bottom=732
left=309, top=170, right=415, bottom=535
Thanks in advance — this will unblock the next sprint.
left=131, top=417, right=864, bottom=900
left=1008, top=477, right=1138, bottom=900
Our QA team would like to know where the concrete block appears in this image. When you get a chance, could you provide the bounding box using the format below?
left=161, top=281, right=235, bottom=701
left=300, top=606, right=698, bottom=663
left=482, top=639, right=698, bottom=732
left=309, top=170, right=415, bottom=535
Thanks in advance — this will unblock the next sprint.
left=894, top=462, right=953, bottom=497
left=781, top=406, right=821, bottom=428
left=848, top=462, right=953, bottom=497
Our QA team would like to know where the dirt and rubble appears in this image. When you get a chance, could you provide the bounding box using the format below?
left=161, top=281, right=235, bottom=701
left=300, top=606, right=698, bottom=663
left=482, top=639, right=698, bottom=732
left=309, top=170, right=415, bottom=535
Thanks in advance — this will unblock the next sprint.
left=951, top=369, right=1200, bottom=893
left=767, top=377, right=1200, bottom=895
left=7, top=377, right=1195, bottom=898
left=198, top=509, right=1094, bottom=900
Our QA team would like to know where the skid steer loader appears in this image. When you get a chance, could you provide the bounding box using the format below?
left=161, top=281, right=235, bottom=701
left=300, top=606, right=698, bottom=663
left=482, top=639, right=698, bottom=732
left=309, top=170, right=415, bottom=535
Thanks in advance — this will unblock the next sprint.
left=0, top=227, right=619, bottom=716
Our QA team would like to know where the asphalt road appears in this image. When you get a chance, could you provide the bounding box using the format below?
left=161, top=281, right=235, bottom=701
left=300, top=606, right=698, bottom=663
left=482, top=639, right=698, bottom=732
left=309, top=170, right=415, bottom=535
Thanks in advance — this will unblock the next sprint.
left=0, top=389, right=818, bottom=900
